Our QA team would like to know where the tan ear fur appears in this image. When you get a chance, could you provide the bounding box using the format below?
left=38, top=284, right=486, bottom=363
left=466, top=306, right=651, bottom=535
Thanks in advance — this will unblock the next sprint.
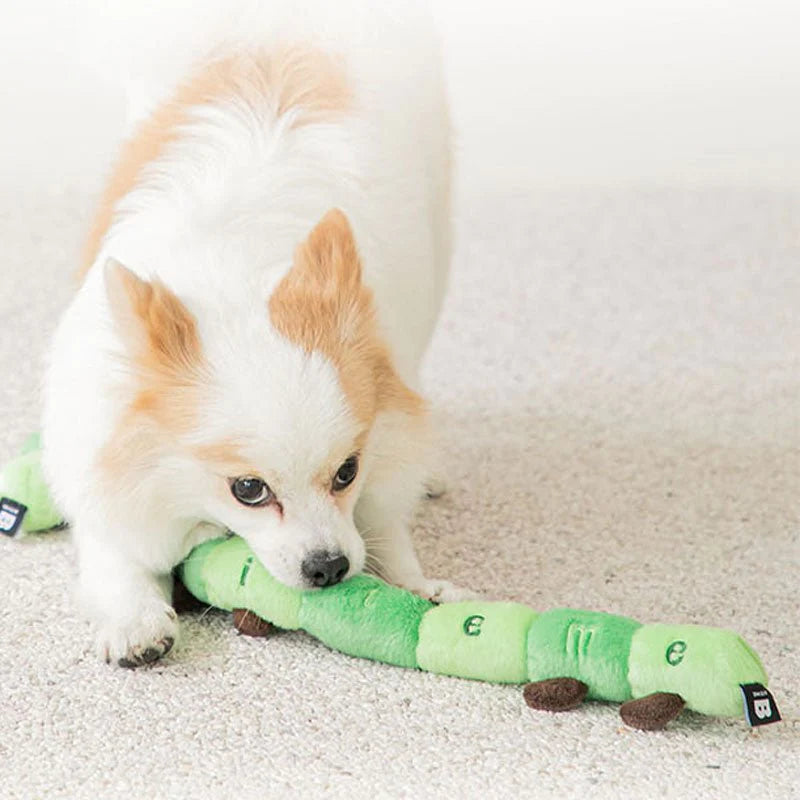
left=293, top=208, right=363, bottom=296
left=269, top=209, right=424, bottom=425
left=104, top=258, right=202, bottom=377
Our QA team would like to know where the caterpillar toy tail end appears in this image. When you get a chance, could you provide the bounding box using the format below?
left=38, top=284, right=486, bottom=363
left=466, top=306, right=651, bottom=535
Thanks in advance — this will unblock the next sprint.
left=629, top=624, right=769, bottom=717
left=0, top=442, right=63, bottom=535
left=523, top=678, right=588, bottom=712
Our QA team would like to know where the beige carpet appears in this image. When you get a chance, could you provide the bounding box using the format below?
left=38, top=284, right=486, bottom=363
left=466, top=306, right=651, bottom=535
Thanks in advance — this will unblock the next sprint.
left=1, top=185, right=798, bottom=799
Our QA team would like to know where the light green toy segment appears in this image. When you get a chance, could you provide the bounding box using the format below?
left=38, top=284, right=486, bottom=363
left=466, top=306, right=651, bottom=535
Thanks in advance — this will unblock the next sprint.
left=178, top=535, right=767, bottom=719
left=2, top=440, right=777, bottom=725
left=0, top=434, right=63, bottom=534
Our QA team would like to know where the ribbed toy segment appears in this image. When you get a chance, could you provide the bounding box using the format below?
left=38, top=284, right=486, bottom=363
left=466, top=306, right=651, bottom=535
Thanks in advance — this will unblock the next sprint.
left=526, top=609, right=640, bottom=702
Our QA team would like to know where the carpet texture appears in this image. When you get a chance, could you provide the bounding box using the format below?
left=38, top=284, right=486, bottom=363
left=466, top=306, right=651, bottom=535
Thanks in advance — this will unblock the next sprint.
left=1, top=185, right=798, bottom=799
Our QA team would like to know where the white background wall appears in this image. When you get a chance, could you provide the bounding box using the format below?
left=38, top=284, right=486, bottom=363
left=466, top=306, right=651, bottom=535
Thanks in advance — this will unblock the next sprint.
left=1, top=0, right=799, bottom=192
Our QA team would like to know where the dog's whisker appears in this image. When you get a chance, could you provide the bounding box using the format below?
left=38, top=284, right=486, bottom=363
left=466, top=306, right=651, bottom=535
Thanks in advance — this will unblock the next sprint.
left=197, top=604, right=217, bottom=622
left=364, top=553, right=392, bottom=583
left=359, top=529, right=394, bottom=546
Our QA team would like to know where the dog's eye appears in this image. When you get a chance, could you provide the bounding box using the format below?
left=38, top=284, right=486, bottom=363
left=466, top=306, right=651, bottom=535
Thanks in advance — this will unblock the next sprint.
left=332, top=455, right=359, bottom=492
left=231, top=476, right=273, bottom=506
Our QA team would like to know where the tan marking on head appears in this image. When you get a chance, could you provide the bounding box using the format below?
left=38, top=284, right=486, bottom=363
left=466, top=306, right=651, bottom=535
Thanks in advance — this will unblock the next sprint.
left=80, top=46, right=352, bottom=280
left=269, top=210, right=425, bottom=427
left=191, top=440, right=258, bottom=478
left=98, top=261, right=207, bottom=479
left=191, top=440, right=245, bottom=466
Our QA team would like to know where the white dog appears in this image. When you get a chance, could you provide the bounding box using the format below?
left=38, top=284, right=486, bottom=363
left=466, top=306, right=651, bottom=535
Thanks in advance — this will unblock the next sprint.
left=41, top=0, right=465, bottom=667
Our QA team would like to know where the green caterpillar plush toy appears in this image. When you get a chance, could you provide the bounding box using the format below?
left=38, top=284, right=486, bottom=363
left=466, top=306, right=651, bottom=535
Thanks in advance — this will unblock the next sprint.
left=1, top=440, right=781, bottom=731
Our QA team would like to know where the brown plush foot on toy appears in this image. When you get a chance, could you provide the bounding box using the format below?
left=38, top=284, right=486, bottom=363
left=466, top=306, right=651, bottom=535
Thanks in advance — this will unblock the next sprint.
left=619, top=692, right=685, bottom=730
left=523, top=678, right=589, bottom=712
left=232, top=609, right=276, bottom=637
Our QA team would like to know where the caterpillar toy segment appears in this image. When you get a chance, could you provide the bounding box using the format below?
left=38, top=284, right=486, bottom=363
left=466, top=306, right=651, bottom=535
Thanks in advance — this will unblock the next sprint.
left=526, top=609, right=641, bottom=702
left=416, top=602, right=538, bottom=682
left=0, top=443, right=63, bottom=535
left=19, top=432, right=43, bottom=456
left=627, top=624, right=768, bottom=717
left=299, top=575, right=432, bottom=668
left=178, top=536, right=303, bottom=630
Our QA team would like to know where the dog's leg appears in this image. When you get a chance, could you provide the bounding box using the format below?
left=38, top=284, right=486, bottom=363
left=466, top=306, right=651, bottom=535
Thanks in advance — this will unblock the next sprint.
left=76, top=528, right=179, bottom=667
left=366, top=522, right=477, bottom=603
left=355, top=491, right=477, bottom=603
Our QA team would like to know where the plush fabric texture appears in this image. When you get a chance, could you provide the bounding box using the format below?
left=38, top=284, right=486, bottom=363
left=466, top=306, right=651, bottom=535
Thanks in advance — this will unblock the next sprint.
left=300, top=575, right=432, bottom=668
left=627, top=623, right=767, bottom=716
left=1, top=185, right=797, bottom=799
left=180, top=536, right=303, bottom=630
left=526, top=609, right=641, bottom=701
left=231, top=608, right=275, bottom=637
left=619, top=692, right=686, bottom=731
left=0, top=447, right=62, bottom=533
left=416, top=600, right=537, bottom=682
left=523, top=677, right=589, bottom=712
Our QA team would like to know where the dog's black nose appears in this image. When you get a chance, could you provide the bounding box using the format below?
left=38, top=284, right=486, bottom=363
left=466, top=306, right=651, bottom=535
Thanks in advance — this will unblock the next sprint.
left=301, top=551, right=350, bottom=587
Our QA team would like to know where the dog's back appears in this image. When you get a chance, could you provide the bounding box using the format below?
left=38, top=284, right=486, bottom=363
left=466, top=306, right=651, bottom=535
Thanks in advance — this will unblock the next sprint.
left=108, top=0, right=451, bottom=379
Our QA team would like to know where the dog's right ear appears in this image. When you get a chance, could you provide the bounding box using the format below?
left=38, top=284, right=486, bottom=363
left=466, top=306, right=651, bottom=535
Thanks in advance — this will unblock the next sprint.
left=104, top=258, right=201, bottom=374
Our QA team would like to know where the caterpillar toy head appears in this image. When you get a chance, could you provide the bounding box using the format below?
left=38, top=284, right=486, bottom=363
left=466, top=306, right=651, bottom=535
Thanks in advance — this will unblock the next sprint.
left=627, top=623, right=769, bottom=717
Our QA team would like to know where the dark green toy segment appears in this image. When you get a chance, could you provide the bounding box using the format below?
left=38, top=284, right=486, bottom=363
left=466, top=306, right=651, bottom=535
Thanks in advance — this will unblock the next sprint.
left=526, top=609, right=641, bottom=702
left=299, top=574, right=433, bottom=668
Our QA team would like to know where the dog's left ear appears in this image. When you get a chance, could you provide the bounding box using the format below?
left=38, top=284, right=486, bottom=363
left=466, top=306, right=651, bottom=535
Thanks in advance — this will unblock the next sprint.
left=291, top=207, right=362, bottom=295
left=269, top=209, right=424, bottom=422
left=269, top=208, right=369, bottom=349
left=104, top=258, right=202, bottom=374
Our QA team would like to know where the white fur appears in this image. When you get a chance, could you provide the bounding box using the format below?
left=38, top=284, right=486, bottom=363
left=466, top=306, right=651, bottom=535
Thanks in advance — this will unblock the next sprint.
left=42, top=0, right=464, bottom=666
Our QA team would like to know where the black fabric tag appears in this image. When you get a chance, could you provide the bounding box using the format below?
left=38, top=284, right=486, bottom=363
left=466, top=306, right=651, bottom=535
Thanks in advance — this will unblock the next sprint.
left=740, top=683, right=781, bottom=726
left=0, top=497, right=27, bottom=537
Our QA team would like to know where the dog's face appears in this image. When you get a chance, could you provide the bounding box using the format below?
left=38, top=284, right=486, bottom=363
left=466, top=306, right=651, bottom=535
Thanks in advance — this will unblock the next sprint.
left=103, top=209, right=422, bottom=589
left=188, top=335, right=371, bottom=589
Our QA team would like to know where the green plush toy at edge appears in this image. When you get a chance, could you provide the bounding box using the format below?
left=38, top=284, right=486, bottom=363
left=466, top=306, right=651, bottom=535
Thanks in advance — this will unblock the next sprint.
left=1, top=440, right=782, bottom=731
left=0, top=434, right=63, bottom=534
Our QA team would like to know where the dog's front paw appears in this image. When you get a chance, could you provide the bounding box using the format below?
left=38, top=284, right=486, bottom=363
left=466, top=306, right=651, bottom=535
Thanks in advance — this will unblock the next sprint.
left=409, top=578, right=482, bottom=604
left=96, top=604, right=179, bottom=668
